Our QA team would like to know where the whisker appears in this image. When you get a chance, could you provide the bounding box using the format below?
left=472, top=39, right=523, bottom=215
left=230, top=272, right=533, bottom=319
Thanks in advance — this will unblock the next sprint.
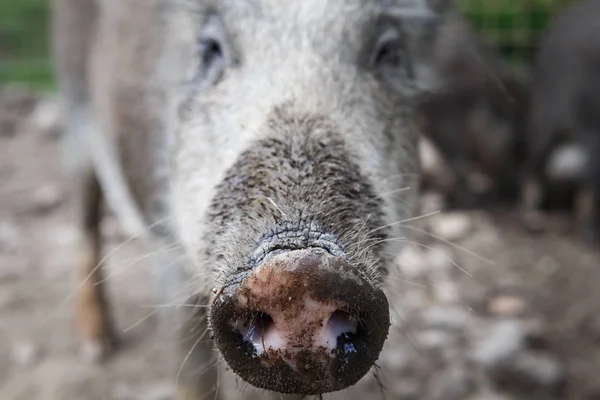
left=387, top=276, right=427, bottom=288
left=344, top=213, right=374, bottom=251
left=154, top=251, right=189, bottom=283
left=394, top=324, right=424, bottom=358
left=193, top=353, right=223, bottom=400
left=376, top=173, right=421, bottom=184
left=95, top=242, right=183, bottom=285
left=385, top=295, right=407, bottom=324
left=347, top=233, right=394, bottom=252
left=400, top=224, right=494, bottom=265
left=267, top=196, right=287, bottom=217
left=396, top=238, right=473, bottom=277
left=364, top=210, right=441, bottom=237
left=213, top=352, right=221, bottom=400
left=45, top=216, right=177, bottom=324
left=123, top=308, right=161, bottom=333
left=139, top=303, right=210, bottom=309
left=43, top=235, right=147, bottom=325
left=380, top=186, right=412, bottom=197
left=372, top=363, right=388, bottom=400
left=353, top=236, right=405, bottom=260
left=176, top=326, right=210, bottom=388
left=353, top=234, right=474, bottom=278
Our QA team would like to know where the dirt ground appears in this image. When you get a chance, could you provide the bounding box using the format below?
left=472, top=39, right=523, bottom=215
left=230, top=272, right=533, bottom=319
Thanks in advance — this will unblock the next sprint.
left=2, top=87, right=600, bottom=400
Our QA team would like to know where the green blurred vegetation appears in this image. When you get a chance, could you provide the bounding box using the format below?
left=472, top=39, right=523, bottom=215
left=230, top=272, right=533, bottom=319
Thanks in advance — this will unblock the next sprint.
left=0, top=0, right=578, bottom=91
left=457, top=0, right=573, bottom=68
left=0, top=0, right=54, bottom=91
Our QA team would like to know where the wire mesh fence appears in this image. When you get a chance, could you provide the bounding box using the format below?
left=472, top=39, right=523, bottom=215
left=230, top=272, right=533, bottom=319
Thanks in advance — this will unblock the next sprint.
left=456, top=0, right=575, bottom=73
left=0, top=0, right=52, bottom=90
left=0, top=0, right=583, bottom=89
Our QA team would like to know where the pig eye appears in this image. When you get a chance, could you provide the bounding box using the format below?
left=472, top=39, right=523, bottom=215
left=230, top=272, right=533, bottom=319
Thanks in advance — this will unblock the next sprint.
left=194, top=14, right=233, bottom=87
left=371, top=29, right=406, bottom=69
left=198, top=37, right=223, bottom=71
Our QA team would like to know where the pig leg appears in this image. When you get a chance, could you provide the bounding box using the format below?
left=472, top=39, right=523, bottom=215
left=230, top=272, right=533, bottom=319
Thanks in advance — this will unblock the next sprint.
left=71, top=146, right=117, bottom=362
left=574, top=134, right=600, bottom=245
left=51, top=0, right=117, bottom=362
left=59, top=107, right=117, bottom=361
left=519, top=131, right=563, bottom=233
left=521, top=175, right=547, bottom=233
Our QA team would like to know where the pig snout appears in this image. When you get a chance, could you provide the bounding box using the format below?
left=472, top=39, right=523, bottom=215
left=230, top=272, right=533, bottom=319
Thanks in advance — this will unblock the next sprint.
left=210, top=247, right=390, bottom=395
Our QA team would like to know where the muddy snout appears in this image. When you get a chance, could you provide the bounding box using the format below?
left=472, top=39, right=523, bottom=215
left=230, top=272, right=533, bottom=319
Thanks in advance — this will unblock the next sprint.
left=209, top=248, right=390, bottom=395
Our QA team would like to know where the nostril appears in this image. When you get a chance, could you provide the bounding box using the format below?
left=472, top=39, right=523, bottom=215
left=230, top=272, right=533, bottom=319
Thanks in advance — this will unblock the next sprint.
left=235, top=312, right=286, bottom=355
left=326, top=310, right=357, bottom=337
left=321, top=310, right=359, bottom=355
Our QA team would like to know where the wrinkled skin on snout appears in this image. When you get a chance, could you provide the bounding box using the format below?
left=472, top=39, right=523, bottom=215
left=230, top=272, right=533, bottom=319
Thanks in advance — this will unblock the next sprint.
left=163, top=0, right=445, bottom=396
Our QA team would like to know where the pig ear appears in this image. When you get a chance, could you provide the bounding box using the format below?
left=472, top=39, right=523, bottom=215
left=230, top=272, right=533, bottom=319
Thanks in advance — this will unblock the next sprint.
left=399, top=0, right=453, bottom=94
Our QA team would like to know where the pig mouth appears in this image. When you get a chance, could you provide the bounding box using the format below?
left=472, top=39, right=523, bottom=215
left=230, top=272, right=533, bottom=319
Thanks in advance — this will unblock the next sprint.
left=209, top=239, right=390, bottom=395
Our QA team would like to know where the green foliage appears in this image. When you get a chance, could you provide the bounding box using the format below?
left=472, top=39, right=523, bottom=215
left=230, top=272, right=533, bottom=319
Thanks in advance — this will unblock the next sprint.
left=0, top=0, right=55, bottom=91
left=457, top=0, right=573, bottom=67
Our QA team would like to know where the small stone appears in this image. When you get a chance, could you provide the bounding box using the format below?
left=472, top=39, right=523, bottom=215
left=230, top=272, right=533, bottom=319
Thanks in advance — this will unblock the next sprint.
left=399, top=289, right=429, bottom=312
left=112, top=384, right=136, bottom=400
left=433, top=280, right=461, bottom=304
left=512, top=351, right=566, bottom=390
left=81, top=342, right=105, bottom=364
left=471, top=320, right=525, bottom=368
left=429, top=366, right=474, bottom=400
left=389, top=378, right=421, bottom=399
left=48, top=225, right=78, bottom=248
left=379, top=343, right=412, bottom=371
left=431, top=212, right=473, bottom=242
left=28, top=97, right=61, bottom=138
left=422, top=306, right=472, bottom=330
left=419, top=136, right=456, bottom=194
left=80, top=339, right=113, bottom=364
left=32, top=183, right=64, bottom=213
left=546, top=142, right=586, bottom=182
left=421, top=191, right=446, bottom=215
left=420, top=136, right=444, bottom=176
left=139, top=383, right=176, bottom=400
left=0, top=219, right=19, bottom=250
left=488, top=296, right=527, bottom=317
left=466, top=391, right=515, bottom=400
left=112, top=382, right=175, bottom=400
left=12, top=342, right=40, bottom=367
left=419, top=329, right=452, bottom=350
left=0, top=87, right=38, bottom=137
left=427, top=245, right=455, bottom=275
left=396, top=245, right=429, bottom=279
